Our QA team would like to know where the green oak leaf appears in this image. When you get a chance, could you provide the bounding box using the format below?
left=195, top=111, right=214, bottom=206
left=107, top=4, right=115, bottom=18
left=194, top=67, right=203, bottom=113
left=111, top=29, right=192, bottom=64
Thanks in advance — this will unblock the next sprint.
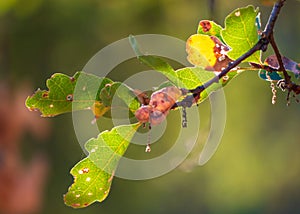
left=134, top=53, right=177, bottom=83
left=197, top=20, right=224, bottom=42
left=64, top=123, right=140, bottom=208
left=174, top=67, right=215, bottom=89
left=26, top=72, right=140, bottom=118
left=221, top=6, right=261, bottom=64
left=25, top=72, right=112, bottom=117
left=99, top=82, right=140, bottom=113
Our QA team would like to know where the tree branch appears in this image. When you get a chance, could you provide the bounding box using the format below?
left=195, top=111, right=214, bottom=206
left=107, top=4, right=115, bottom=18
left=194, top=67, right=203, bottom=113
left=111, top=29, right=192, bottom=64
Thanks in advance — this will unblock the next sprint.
left=173, top=0, right=288, bottom=109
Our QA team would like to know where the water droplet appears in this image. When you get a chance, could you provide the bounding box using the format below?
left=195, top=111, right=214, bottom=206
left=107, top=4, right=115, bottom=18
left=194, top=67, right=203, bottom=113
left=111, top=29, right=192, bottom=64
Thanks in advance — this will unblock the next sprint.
left=78, top=169, right=83, bottom=174
left=75, top=194, right=81, bottom=198
left=82, top=86, right=86, bottom=91
left=145, top=144, right=151, bottom=152
left=49, top=104, right=54, bottom=108
left=272, top=99, right=276, bottom=104
left=88, top=192, right=93, bottom=196
left=86, top=177, right=91, bottom=182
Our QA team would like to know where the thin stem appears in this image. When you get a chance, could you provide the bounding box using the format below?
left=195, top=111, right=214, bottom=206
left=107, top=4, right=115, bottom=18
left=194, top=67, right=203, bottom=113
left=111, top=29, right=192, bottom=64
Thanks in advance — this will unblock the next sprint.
left=263, top=0, right=286, bottom=38
left=269, top=34, right=291, bottom=82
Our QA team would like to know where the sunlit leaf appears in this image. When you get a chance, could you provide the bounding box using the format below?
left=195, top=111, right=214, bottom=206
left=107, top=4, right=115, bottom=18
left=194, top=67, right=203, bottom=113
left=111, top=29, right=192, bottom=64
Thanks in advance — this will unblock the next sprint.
left=64, top=123, right=140, bottom=208
left=174, top=67, right=215, bottom=89
left=25, top=72, right=140, bottom=118
left=221, top=6, right=261, bottom=63
left=186, top=34, right=232, bottom=71
left=25, top=72, right=112, bottom=117
left=197, top=20, right=224, bottom=42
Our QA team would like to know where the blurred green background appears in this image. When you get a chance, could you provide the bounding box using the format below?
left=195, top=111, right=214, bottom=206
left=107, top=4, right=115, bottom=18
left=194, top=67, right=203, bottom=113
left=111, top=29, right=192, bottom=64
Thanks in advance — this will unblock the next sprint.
left=1, top=0, right=300, bottom=213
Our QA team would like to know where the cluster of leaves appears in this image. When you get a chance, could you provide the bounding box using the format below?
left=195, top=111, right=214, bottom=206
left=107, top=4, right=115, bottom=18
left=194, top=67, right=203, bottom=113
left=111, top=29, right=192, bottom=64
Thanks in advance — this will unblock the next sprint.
left=25, top=3, right=299, bottom=209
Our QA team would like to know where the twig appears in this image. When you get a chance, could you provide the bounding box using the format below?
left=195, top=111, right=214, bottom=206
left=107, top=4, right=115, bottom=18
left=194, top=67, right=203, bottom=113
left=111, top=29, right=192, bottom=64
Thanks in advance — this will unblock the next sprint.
left=249, top=63, right=279, bottom=73
left=269, top=34, right=291, bottom=83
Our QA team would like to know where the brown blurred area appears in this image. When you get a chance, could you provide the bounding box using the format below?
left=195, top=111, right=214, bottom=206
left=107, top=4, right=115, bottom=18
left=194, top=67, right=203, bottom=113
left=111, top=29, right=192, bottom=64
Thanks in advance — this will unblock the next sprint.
left=0, top=82, right=50, bottom=214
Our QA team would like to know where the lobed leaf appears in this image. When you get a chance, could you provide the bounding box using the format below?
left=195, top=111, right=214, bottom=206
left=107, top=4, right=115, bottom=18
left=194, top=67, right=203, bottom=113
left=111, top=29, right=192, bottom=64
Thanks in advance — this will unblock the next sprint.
left=25, top=72, right=112, bottom=117
left=25, top=72, right=140, bottom=118
left=221, top=6, right=261, bottom=64
left=64, top=123, right=140, bottom=208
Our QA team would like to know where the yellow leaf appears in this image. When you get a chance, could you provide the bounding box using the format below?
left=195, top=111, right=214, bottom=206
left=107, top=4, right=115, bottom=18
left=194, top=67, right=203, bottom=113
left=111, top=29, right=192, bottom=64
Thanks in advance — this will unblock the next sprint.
left=186, top=34, right=232, bottom=71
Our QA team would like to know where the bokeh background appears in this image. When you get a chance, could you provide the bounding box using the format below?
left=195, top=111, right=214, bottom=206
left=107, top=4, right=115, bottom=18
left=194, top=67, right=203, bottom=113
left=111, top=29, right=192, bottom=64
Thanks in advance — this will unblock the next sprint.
left=1, top=0, right=300, bottom=213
